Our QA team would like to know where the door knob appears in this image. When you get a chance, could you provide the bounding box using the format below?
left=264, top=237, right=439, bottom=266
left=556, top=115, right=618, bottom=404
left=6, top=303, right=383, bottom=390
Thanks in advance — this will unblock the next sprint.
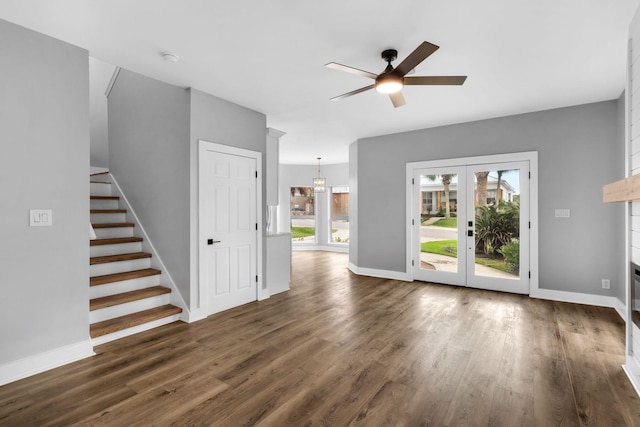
left=207, top=239, right=221, bottom=245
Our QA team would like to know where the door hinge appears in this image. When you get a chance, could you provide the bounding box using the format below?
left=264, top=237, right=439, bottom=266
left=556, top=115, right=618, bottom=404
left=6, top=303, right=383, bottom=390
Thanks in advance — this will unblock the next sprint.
left=529, top=271, right=531, bottom=279
left=256, top=223, right=258, bottom=230
left=256, top=275, right=259, bottom=282
left=528, top=171, right=531, bottom=179
left=412, top=219, right=414, bottom=226
left=255, top=171, right=258, bottom=178
left=529, top=221, right=531, bottom=229
left=412, top=178, right=414, bottom=185
left=412, top=259, right=414, bottom=267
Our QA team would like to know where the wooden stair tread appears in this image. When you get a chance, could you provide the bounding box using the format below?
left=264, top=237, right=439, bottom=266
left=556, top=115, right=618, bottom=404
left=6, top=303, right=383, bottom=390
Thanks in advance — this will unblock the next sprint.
left=90, top=268, right=160, bottom=286
left=90, top=195, right=119, bottom=200
left=90, top=252, right=151, bottom=265
left=90, top=180, right=112, bottom=184
left=90, top=237, right=142, bottom=246
left=90, top=209, right=126, bottom=214
left=90, top=171, right=109, bottom=176
left=90, top=305, right=182, bottom=338
left=91, top=222, right=135, bottom=229
left=90, top=286, right=171, bottom=311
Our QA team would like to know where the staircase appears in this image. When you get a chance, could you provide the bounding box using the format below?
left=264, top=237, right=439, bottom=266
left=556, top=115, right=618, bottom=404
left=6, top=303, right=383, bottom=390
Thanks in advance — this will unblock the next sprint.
left=89, top=171, right=182, bottom=345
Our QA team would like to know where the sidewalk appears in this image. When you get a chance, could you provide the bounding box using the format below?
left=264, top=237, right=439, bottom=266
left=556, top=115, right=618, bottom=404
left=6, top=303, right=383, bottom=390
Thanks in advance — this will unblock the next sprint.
left=420, top=252, right=517, bottom=279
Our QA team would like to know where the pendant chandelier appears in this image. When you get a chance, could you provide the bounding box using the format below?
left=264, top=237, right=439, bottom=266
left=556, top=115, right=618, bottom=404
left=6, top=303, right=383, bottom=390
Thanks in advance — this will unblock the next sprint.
left=313, top=157, right=326, bottom=193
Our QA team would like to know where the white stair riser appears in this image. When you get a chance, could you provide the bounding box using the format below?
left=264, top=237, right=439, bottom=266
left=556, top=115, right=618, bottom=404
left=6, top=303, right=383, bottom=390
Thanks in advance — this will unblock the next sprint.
left=90, top=258, right=151, bottom=277
left=90, top=293, right=171, bottom=323
left=91, top=314, right=182, bottom=346
left=93, top=227, right=134, bottom=239
left=91, top=213, right=126, bottom=223
left=90, top=182, right=112, bottom=196
left=90, top=199, right=119, bottom=210
left=90, top=275, right=161, bottom=299
left=90, top=242, right=142, bottom=257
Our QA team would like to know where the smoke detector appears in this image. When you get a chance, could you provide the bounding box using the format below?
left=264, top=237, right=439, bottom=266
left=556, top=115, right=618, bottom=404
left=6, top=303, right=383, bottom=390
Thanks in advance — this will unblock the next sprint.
left=161, top=52, right=179, bottom=63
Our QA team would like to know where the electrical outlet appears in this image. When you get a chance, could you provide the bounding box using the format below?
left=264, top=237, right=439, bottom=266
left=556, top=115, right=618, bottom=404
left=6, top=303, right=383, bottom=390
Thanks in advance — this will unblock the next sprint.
left=602, top=279, right=610, bottom=289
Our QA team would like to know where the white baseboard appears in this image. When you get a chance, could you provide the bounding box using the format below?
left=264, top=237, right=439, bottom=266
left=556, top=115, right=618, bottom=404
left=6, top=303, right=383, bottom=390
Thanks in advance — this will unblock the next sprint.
left=188, top=310, right=208, bottom=323
left=614, top=297, right=627, bottom=321
left=258, top=288, right=271, bottom=301
left=530, top=288, right=625, bottom=318
left=293, top=245, right=349, bottom=253
left=623, top=354, right=640, bottom=397
left=348, top=262, right=411, bottom=281
left=0, top=340, right=94, bottom=386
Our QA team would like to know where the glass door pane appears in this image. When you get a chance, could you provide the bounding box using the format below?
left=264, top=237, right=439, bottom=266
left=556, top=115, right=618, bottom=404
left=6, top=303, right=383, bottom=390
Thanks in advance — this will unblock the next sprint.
left=330, top=186, right=349, bottom=244
left=466, top=162, right=529, bottom=294
left=413, top=167, right=467, bottom=287
left=290, top=187, right=316, bottom=243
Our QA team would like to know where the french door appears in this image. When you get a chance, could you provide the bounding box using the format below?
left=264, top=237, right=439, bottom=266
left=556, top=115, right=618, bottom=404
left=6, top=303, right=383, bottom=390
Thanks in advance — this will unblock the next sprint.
left=412, top=160, right=530, bottom=294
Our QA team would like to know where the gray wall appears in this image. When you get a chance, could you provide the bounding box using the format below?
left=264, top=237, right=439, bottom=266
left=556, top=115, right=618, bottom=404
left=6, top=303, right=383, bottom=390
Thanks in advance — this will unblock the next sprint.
left=189, top=88, right=267, bottom=301
left=279, top=163, right=349, bottom=247
left=89, top=57, right=115, bottom=168
left=349, top=142, right=359, bottom=266
left=351, top=100, right=625, bottom=297
left=108, top=70, right=191, bottom=300
left=0, top=19, right=90, bottom=363
left=108, top=79, right=266, bottom=307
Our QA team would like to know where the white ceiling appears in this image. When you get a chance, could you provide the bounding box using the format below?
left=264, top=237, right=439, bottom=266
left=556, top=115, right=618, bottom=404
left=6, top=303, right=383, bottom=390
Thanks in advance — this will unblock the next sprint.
left=0, top=0, right=637, bottom=164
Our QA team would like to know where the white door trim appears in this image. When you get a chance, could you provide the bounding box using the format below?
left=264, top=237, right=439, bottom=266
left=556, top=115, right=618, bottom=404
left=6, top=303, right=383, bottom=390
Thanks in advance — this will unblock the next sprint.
left=406, top=151, right=538, bottom=295
left=197, top=140, right=264, bottom=318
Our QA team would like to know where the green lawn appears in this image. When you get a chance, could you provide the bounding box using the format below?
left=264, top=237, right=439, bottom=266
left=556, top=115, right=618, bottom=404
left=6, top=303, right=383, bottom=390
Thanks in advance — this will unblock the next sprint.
left=291, top=227, right=315, bottom=239
left=431, top=218, right=457, bottom=228
left=291, top=227, right=337, bottom=239
left=420, top=239, right=512, bottom=274
left=421, top=240, right=458, bottom=256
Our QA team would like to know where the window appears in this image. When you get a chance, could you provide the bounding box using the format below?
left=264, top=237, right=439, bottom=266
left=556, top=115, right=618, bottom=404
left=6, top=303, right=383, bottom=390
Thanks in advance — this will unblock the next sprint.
left=330, top=186, right=349, bottom=244
left=290, top=187, right=315, bottom=243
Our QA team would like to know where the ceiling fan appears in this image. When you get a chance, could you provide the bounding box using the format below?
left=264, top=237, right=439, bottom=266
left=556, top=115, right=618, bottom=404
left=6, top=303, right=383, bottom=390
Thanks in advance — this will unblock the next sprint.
left=326, top=41, right=467, bottom=108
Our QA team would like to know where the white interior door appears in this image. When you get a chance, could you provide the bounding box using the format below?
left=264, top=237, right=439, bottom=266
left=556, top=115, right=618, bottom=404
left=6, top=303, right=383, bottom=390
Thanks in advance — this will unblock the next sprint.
left=200, top=144, right=258, bottom=314
left=412, top=160, right=530, bottom=294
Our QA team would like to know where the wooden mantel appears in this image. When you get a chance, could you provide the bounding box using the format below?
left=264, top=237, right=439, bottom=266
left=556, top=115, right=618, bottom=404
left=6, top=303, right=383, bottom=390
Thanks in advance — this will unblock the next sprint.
left=603, top=174, right=640, bottom=202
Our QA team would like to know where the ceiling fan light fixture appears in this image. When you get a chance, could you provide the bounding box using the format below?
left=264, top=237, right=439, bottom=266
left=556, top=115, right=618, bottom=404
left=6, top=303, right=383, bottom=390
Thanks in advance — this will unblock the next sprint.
left=375, top=74, right=403, bottom=94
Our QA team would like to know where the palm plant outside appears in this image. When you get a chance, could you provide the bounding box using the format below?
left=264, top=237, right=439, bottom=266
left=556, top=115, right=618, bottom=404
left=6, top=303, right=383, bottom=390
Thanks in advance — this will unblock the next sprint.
left=426, top=174, right=453, bottom=218
left=422, top=170, right=520, bottom=275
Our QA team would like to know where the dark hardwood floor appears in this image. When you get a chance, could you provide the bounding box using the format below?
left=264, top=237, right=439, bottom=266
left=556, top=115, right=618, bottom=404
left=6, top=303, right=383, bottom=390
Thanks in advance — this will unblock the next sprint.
left=2, top=251, right=640, bottom=426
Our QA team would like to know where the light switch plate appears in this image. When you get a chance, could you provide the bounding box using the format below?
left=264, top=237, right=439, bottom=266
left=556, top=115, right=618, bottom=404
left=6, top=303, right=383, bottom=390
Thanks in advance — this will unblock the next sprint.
left=555, top=209, right=570, bottom=218
left=30, top=209, right=52, bottom=226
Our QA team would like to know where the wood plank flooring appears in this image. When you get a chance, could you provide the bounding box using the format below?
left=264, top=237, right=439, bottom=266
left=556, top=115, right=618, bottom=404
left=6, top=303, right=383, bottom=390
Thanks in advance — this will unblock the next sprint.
left=2, top=251, right=640, bottom=426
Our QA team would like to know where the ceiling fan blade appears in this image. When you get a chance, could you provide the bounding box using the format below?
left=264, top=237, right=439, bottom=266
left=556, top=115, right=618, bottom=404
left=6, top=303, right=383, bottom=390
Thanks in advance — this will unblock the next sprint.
left=326, top=62, right=378, bottom=79
left=393, top=41, right=439, bottom=77
left=330, top=84, right=376, bottom=101
left=389, top=91, right=406, bottom=108
left=404, top=76, right=467, bottom=85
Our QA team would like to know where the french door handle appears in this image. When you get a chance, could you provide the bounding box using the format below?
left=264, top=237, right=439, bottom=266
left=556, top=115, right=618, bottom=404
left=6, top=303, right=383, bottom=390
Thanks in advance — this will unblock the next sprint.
left=207, top=239, right=221, bottom=245
left=467, top=230, right=473, bottom=237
